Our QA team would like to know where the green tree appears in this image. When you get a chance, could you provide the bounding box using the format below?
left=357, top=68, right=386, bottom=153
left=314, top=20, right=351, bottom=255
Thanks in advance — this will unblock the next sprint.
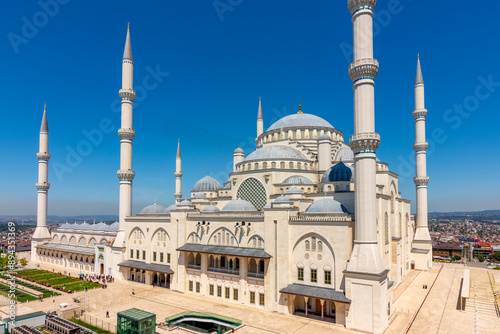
left=453, top=255, right=462, bottom=261
left=19, top=258, right=28, bottom=267
left=491, top=252, right=500, bottom=262
left=478, top=254, right=485, bottom=262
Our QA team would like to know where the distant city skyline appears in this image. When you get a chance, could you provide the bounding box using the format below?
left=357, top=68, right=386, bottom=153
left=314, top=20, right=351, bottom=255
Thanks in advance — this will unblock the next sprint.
left=2, top=0, right=500, bottom=215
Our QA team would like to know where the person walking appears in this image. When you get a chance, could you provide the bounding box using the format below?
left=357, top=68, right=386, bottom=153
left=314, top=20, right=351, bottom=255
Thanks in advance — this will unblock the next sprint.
left=132, top=289, right=135, bottom=295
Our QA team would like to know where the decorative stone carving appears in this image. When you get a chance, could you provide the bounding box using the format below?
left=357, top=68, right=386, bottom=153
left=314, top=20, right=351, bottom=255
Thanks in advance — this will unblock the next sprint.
left=412, top=108, right=427, bottom=119
left=119, top=88, right=136, bottom=101
left=36, top=153, right=51, bottom=160
left=348, top=0, right=377, bottom=15
left=349, top=58, right=379, bottom=82
left=117, top=170, right=135, bottom=181
left=413, top=142, right=428, bottom=151
left=413, top=176, right=429, bottom=185
left=349, top=132, right=380, bottom=153
left=118, top=128, right=136, bottom=140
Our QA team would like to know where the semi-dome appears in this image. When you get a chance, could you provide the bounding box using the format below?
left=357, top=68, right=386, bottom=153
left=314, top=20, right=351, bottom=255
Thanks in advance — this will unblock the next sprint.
left=192, top=193, right=207, bottom=199
left=244, top=145, right=307, bottom=162
left=202, top=205, right=220, bottom=213
left=193, top=175, right=222, bottom=192
left=282, top=175, right=314, bottom=185
left=321, top=162, right=354, bottom=183
left=222, top=199, right=257, bottom=212
left=274, top=195, right=291, bottom=203
left=285, top=187, right=303, bottom=194
left=140, top=202, right=167, bottom=214
left=305, top=198, right=349, bottom=214
left=267, top=113, right=334, bottom=132
left=318, top=134, right=331, bottom=140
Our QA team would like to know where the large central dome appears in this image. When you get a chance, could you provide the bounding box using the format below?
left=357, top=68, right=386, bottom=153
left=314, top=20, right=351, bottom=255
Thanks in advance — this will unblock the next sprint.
left=267, top=113, right=334, bottom=132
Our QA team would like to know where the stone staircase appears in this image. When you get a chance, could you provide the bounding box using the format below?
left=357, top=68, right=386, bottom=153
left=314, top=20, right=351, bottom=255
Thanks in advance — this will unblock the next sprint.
left=467, top=270, right=499, bottom=334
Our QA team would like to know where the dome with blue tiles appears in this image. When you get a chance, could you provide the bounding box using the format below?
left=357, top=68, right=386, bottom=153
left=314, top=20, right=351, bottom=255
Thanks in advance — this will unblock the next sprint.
left=321, top=162, right=354, bottom=183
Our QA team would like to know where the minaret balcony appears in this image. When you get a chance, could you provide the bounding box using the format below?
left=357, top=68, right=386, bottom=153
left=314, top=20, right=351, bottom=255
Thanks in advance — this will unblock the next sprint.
left=413, top=142, right=428, bottom=151
left=349, top=132, right=380, bottom=153
left=119, top=89, right=136, bottom=101
left=349, top=58, right=379, bottom=82
left=414, top=176, right=429, bottom=186
left=36, top=183, right=50, bottom=190
left=348, top=0, right=377, bottom=15
left=37, top=153, right=51, bottom=160
left=412, top=109, right=428, bottom=119
left=117, top=170, right=135, bottom=181
left=118, top=128, right=136, bottom=140
left=175, top=172, right=183, bottom=177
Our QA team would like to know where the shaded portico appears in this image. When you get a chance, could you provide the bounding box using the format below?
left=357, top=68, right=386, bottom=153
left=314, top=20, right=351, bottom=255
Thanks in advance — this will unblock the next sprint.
left=118, top=260, right=174, bottom=288
left=280, top=283, right=350, bottom=325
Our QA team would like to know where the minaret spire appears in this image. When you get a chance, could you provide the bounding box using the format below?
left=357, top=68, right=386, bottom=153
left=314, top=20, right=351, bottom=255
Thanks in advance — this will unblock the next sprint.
left=114, top=25, right=136, bottom=250
left=412, top=54, right=432, bottom=269
left=32, top=104, right=52, bottom=262
left=256, top=96, right=264, bottom=138
left=175, top=139, right=183, bottom=201
left=123, top=23, right=133, bottom=61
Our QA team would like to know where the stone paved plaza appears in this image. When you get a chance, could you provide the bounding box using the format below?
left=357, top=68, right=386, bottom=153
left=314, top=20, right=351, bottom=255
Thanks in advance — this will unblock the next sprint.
left=2, top=263, right=499, bottom=333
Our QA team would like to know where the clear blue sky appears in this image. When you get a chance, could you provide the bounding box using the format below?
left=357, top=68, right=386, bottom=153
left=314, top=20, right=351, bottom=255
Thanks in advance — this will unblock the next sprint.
left=1, top=0, right=499, bottom=216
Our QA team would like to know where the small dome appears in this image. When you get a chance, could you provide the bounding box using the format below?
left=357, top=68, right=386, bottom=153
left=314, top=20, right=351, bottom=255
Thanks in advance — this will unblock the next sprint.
left=267, top=113, right=334, bottom=131
left=222, top=199, right=257, bottom=212
left=234, top=147, right=245, bottom=154
left=286, top=187, right=303, bottom=194
left=193, top=175, right=222, bottom=192
left=202, top=205, right=220, bottom=213
left=166, top=204, right=177, bottom=213
left=192, top=193, right=207, bottom=199
left=244, top=145, right=307, bottom=162
left=274, top=195, right=291, bottom=203
left=179, top=199, right=192, bottom=206
left=305, top=198, right=348, bottom=214
left=318, top=134, right=331, bottom=140
left=140, top=203, right=167, bottom=214
left=321, top=162, right=354, bottom=182
left=282, top=175, right=313, bottom=185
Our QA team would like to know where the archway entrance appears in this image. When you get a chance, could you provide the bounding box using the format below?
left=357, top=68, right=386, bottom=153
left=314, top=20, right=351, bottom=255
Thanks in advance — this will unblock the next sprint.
left=100, top=263, right=104, bottom=275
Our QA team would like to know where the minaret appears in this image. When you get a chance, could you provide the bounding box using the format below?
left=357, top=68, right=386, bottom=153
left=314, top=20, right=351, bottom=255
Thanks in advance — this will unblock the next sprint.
left=344, top=1, right=388, bottom=333
left=256, top=97, right=263, bottom=138
left=174, top=139, right=183, bottom=202
left=411, top=54, right=432, bottom=269
left=114, top=24, right=136, bottom=248
left=32, top=105, right=52, bottom=261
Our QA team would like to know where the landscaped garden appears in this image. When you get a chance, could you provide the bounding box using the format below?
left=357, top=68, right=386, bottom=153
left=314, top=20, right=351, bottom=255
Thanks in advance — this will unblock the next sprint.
left=0, top=273, right=60, bottom=298
left=0, top=282, right=37, bottom=302
left=13, top=269, right=101, bottom=292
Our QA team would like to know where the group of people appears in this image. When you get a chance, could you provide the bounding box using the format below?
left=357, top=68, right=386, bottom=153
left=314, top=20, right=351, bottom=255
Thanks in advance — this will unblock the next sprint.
left=78, top=274, right=115, bottom=283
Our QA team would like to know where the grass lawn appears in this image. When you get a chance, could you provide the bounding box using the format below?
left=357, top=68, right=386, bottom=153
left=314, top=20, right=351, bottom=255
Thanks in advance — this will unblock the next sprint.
left=0, top=282, right=37, bottom=302
left=15, top=270, right=100, bottom=292
left=69, top=318, right=114, bottom=334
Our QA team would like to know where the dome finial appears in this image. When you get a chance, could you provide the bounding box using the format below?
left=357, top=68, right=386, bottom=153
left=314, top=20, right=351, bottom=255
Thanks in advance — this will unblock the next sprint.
left=154, top=199, right=157, bottom=205
left=297, top=100, right=303, bottom=114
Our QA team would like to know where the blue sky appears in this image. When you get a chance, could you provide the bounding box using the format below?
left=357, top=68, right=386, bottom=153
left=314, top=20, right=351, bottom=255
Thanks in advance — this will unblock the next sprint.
left=1, top=0, right=499, bottom=216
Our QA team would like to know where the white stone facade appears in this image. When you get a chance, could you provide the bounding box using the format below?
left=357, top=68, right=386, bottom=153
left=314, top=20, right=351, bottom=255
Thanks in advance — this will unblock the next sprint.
left=31, top=3, right=431, bottom=332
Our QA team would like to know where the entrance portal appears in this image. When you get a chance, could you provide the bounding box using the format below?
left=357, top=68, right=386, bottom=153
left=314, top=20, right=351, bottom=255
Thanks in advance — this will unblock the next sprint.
left=100, top=263, right=104, bottom=275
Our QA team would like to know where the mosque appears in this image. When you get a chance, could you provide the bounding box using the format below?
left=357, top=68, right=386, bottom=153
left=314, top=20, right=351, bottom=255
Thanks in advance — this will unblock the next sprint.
left=30, top=1, right=432, bottom=333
